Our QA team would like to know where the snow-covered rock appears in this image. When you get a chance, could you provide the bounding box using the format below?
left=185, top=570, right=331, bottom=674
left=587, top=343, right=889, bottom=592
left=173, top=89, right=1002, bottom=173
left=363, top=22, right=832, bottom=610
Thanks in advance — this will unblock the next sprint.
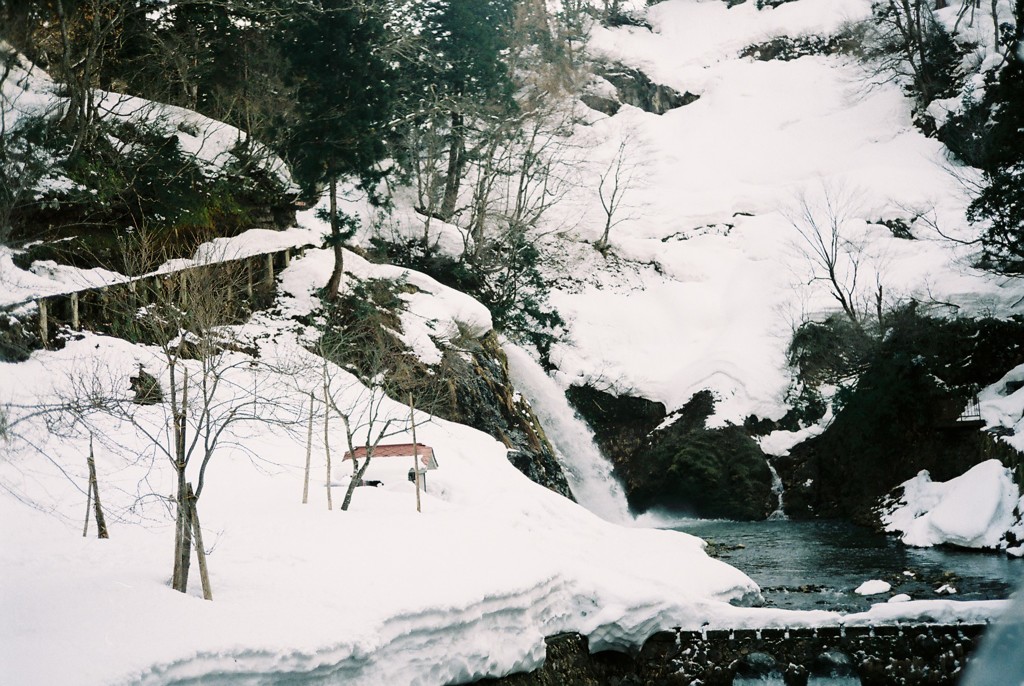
left=855, top=580, right=892, bottom=596
left=881, top=460, right=1021, bottom=551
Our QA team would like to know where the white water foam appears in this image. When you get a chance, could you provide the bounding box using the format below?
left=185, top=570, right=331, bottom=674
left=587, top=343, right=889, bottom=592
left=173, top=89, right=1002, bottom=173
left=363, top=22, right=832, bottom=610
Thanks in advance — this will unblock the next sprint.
left=504, top=342, right=634, bottom=525
left=767, top=460, right=788, bottom=521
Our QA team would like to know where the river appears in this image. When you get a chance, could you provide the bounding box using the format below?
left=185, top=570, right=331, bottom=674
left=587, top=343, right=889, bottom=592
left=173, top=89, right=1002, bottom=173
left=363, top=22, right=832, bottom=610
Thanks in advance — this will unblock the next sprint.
left=673, top=519, right=1024, bottom=613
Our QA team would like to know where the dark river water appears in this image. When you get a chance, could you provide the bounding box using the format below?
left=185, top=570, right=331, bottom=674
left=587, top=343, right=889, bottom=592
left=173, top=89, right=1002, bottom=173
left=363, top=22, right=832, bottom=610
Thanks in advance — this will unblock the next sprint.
left=672, top=519, right=1024, bottom=613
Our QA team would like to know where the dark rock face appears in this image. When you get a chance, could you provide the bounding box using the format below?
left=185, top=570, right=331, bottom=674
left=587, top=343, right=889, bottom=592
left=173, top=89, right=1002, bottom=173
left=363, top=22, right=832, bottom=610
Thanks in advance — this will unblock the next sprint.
left=777, top=312, right=1024, bottom=523
left=586, top=62, right=699, bottom=116
left=740, top=34, right=849, bottom=61
left=565, top=384, right=667, bottom=469
left=0, top=312, right=36, bottom=362
left=567, top=385, right=773, bottom=520
left=631, top=391, right=774, bottom=520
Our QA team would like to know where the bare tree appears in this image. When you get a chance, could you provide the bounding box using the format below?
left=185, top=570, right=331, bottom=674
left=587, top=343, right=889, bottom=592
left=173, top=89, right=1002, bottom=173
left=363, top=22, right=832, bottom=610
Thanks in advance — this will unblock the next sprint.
left=594, top=135, right=640, bottom=254
left=787, top=184, right=867, bottom=326
left=55, top=245, right=305, bottom=595
left=861, top=0, right=961, bottom=108
left=317, top=316, right=413, bottom=512
left=313, top=273, right=458, bottom=512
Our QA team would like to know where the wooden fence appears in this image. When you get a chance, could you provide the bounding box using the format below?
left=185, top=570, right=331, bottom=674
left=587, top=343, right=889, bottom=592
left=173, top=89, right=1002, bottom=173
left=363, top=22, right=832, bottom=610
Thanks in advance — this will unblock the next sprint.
left=4, top=244, right=313, bottom=350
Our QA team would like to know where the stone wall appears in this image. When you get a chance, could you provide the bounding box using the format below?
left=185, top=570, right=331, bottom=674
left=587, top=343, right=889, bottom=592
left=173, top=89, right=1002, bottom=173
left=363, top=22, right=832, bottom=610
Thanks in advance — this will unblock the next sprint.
left=473, top=624, right=988, bottom=686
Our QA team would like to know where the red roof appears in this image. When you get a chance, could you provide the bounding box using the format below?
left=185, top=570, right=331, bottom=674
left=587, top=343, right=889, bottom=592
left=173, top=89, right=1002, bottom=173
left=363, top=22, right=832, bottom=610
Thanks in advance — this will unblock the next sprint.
left=342, top=443, right=436, bottom=468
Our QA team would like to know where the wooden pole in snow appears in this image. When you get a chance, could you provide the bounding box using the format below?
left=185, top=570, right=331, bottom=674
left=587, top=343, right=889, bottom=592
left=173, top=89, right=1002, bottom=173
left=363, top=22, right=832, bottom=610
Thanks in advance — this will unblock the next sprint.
left=188, top=483, right=212, bottom=600
left=87, top=435, right=108, bottom=539
left=71, top=292, right=80, bottom=330
left=264, top=254, right=275, bottom=290
left=83, top=475, right=93, bottom=537
left=37, top=299, right=48, bottom=347
left=302, top=392, right=314, bottom=504
left=410, top=393, right=421, bottom=513
left=323, top=380, right=333, bottom=511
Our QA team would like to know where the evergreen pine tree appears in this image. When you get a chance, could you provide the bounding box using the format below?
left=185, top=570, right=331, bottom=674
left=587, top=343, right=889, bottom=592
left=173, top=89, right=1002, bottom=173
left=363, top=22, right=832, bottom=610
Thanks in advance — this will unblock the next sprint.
left=280, top=0, right=396, bottom=299
left=967, top=4, right=1024, bottom=273
left=419, top=0, right=517, bottom=219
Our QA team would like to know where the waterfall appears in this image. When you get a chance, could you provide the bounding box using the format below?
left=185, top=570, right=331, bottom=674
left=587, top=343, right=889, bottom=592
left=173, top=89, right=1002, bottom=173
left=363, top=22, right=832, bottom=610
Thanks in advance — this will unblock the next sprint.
left=503, top=342, right=633, bottom=525
left=766, top=459, right=788, bottom=521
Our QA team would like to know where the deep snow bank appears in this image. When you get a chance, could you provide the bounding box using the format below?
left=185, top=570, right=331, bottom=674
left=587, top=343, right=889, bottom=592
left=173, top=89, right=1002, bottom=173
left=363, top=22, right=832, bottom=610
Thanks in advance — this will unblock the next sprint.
left=881, top=460, right=1024, bottom=554
left=0, top=247, right=760, bottom=686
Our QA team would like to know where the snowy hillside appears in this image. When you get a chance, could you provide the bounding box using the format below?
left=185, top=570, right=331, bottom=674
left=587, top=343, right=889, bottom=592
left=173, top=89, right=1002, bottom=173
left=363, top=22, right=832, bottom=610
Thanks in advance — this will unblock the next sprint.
left=543, top=0, right=1023, bottom=427
left=0, top=235, right=764, bottom=684
left=2, top=231, right=1011, bottom=684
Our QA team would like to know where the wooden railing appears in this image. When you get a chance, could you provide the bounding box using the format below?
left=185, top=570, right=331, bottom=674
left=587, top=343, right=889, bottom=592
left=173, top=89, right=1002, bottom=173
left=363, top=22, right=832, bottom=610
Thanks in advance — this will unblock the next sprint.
left=3, top=244, right=314, bottom=350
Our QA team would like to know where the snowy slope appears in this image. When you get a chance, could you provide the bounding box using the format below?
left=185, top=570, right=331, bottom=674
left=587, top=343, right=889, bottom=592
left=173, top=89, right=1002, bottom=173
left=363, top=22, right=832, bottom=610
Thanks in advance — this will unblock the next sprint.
left=0, top=243, right=768, bottom=685
left=2, top=241, right=1011, bottom=685
left=4, top=2, right=1024, bottom=681
left=541, top=0, right=1024, bottom=426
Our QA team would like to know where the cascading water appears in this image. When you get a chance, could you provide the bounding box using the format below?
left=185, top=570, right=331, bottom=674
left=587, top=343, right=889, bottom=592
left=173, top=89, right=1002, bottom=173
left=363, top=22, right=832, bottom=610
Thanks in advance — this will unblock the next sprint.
left=503, top=342, right=633, bottom=525
left=766, top=459, right=788, bottom=521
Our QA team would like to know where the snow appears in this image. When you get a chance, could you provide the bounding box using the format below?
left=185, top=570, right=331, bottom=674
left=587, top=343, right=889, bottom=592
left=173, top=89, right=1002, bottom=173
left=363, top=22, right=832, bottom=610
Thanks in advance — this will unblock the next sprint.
left=0, top=247, right=761, bottom=685
left=3, top=239, right=1011, bottom=684
left=979, top=363, right=1024, bottom=453
left=855, top=580, right=892, bottom=596
left=4, top=1, right=1024, bottom=682
left=541, top=0, right=1024, bottom=431
left=882, top=460, right=1021, bottom=550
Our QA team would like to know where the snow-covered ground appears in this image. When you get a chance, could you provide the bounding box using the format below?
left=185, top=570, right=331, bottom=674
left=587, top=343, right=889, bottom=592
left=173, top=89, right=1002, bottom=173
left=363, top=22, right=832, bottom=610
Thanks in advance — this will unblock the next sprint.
left=1, top=242, right=1011, bottom=685
left=3, top=0, right=1024, bottom=682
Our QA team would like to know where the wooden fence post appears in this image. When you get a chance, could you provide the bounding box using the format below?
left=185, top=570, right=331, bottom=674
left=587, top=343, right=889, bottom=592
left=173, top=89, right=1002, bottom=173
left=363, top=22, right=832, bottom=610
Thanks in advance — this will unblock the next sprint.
left=37, top=299, right=48, bottom=346
left=180, top=271, right=189, bottom=307
left=410, top=393, right=422, bottom=513
left=264, top=254, right=275, bottom=290
left=71, top=292, right=80, bottom=330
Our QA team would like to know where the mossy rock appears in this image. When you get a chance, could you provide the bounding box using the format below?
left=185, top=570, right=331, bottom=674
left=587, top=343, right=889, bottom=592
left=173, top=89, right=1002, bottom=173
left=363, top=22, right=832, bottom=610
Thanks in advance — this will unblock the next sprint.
left=0, top=312, right=36, bottom=362
left=782, top=310, right=1024, bottom=522
left=321, top=289, right=573, bottom=499
left=627, top=392, right=773, bottom=520
left=565, top=383, right=666, bottom=473
left=569, top=386, right=773, bottom=520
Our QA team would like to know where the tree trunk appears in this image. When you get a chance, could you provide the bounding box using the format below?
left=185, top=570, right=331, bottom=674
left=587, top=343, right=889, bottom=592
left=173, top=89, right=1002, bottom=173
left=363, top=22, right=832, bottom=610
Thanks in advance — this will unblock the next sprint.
left=172, top=470, right=193, bottom=592
left=87, top=436, right=108, bottom=539
left=340, top=451, right=374, bottom=511
left=83, top=476, right=93, bottom=537
left=324, top=380, right=334, bottom=511
left=302, top=392, right=314, bottom=504
left=189, top=484, right=212, bottom=601
left=325, top=178, right=344, bottom=300
left=172, top=373, right=192, bottom=593
left=440, top=112, right=465, bottom=220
